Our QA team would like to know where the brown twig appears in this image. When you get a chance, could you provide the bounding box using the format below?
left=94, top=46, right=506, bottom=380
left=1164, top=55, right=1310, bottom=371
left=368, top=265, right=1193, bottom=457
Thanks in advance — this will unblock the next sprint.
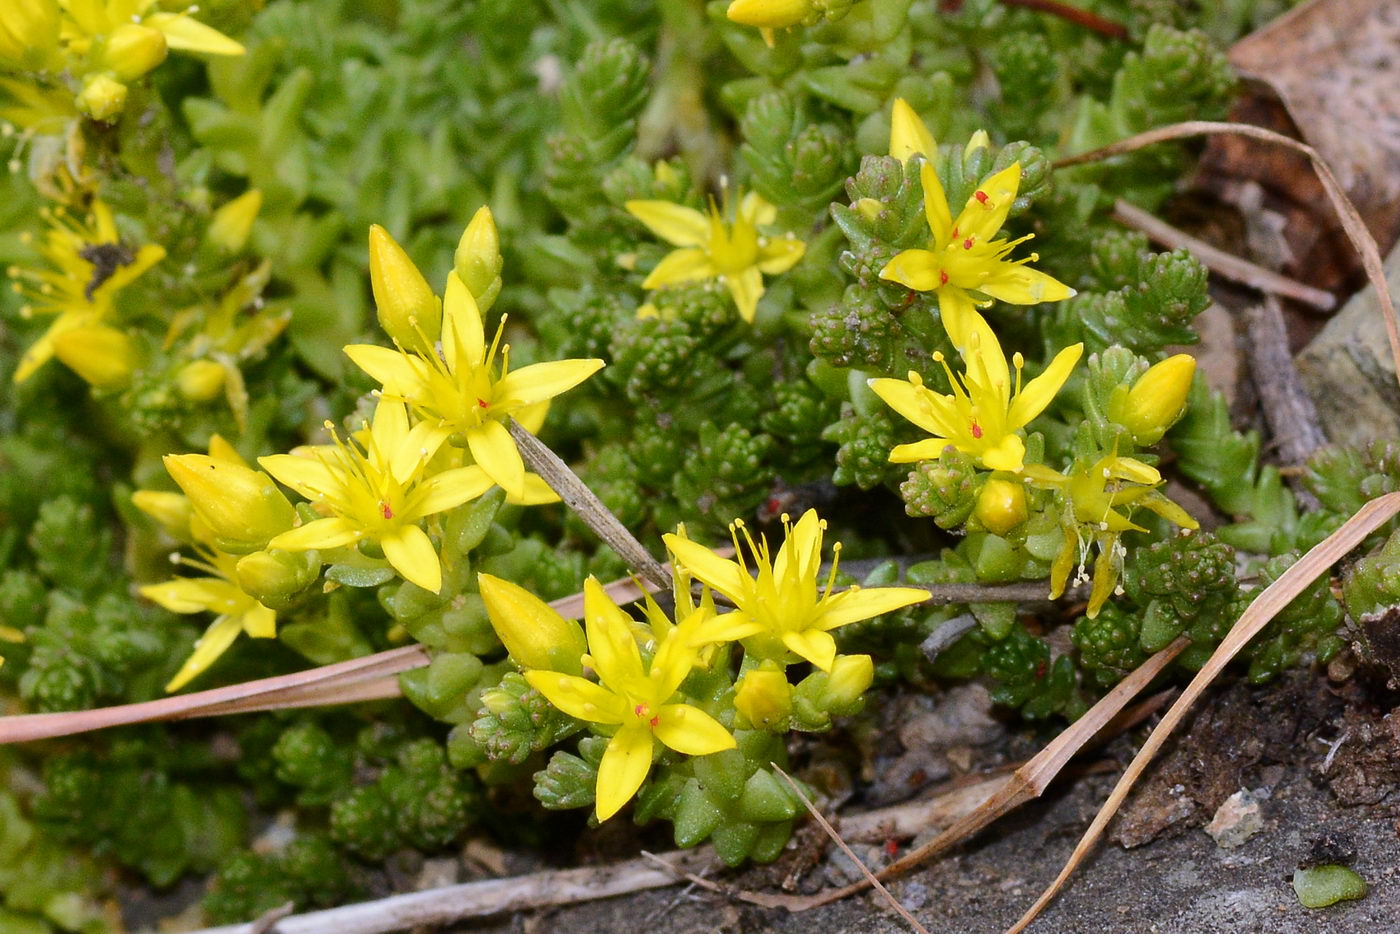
left=1055, top=121, right=1400, bottom=389
left=508, top=418, right=673, bottom=591
left=773, top=765, right=932, bottom=934
left=998, top=0, right=1128, bottom=40
left=1008, top=491, right=1400, bottom=933
left=1110, top=199, right=1335, bottom=311
left=1243, top=295, right=1327, bottom=505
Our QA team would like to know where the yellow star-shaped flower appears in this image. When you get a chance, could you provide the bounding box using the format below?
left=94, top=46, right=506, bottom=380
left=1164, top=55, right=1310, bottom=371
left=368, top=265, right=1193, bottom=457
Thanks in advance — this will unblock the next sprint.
left=524, top=578, right=737, bottom=822
left=664, top=510, right=929, bottom=672
left=625, top=190, right=805, bottom=323
left=869, top=314, right=1082, bottom=473
left=344, top=269, right=603, bottom=502
left=260, top=400, right=494, bottom=593
left=878, top=155, right=1075, bottom=350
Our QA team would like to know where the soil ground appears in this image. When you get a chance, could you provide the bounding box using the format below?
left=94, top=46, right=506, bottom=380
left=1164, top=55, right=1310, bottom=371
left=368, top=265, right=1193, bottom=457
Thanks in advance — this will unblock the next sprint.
left=469, top=671, right=1400, bottom=934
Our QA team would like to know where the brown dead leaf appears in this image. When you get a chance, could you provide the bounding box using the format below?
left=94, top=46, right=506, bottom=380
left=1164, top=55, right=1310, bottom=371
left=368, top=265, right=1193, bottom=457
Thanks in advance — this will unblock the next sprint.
left=1195, top=0, right=1400, bottom=303
left=1230, top=0, right=1400, bottom=249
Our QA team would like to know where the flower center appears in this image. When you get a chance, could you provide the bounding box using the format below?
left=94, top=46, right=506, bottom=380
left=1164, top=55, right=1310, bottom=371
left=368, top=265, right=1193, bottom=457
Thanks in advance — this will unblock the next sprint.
left=634, top=703, right=660, bottom=728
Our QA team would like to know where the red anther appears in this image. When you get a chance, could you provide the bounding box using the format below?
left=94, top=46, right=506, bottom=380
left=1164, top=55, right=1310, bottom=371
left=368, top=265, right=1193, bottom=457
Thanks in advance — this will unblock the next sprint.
left=380, top=502, right=394, bottom=519
left=963, top=238, right=974, bottom=250
left=635, top=704, right=646, bottom=717
left=649, top=715, right=660, bottom=728
left=970, top=420, right=983, bottom=439
left=884, top=838, right=900, bottom=858
left=477, top=398, right=489, bottom=408
left=939, top=270, right=949, bottom=286
left=974, top=190, right=989, bottom=205
left=766, top=496, right=782, bottom=515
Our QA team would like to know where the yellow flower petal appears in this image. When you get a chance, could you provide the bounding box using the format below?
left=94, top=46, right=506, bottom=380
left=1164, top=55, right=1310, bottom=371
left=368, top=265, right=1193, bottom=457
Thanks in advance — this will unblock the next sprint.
left=625, top=201, right=710, bottom=248
left=888, top=438, right=954, bottom=463
left=756, top=237, right=805, bottom=275
left=466, top=419, right=526, bottom=500
left=782, top=628, right=837, bottom=672
left=937, top=287, right=984, bottom=352
left=879, top=248, right=942, bottom=292
left=1006, top=342, right=1083, bottom=430
left=507, top=473, right=562, bottom=506
left=772, top=509, right=823, bottom=584
left=524, top=670, right=627, bottom=723
left=641, top=247, right=716, bottom=289
left=595, top=725, right=655, bottom=822
left=818, top=586, right=930, bottom=630
left=890, top=97, right=936, bottom=163
left=343, top=344, right=428, bottom=396
left=955, top=162, right=1020, bottom=245
left=979, top=434, right=1026, bottom=473
left=977, top=263, right=1076, bottom=306
left=494, top=358, right=604, bottom=408
left=410, top=466, right=494, bottom=517
left=270, top=517, right=362, bottom=551
left=442, top=271, right=485, bottom=369
left=920, top=160, right=953, bottom=247
left=726, top=0, right=811, bottom=28
left=725, top=266, right=765, bottom=323
left=583, top=577, right=646, bottom=688
left=166, top=614, right=244, bottom=692
left=144, top=11, right=245, bottom=55
left=140, top=578, right=244, bottom=615
left=652, top=704, right=736, bottom=756
left=867, top=377, right=955, bottom=437
left=381, top=524, right=442, bottom=593
left=258, top=454, right=340, bottom=502
left=241, top=602, right=278, bottom=639
left=1139, top=492, right=1199, bottom=529
left=663, top=535, right=750, bottom=597
left=739, top=191, right=778, bottom=227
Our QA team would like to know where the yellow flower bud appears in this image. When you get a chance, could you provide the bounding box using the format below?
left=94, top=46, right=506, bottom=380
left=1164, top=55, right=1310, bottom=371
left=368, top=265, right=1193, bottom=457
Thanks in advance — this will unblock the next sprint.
left=964, top=129, right=991, bottom=158
left=51, top=323, right=134, bottom=388
left=132, top=490, right=193, bottom=540
left=102, top=24, right=168, bottom=81
left=727, top=0, right=812, bottom=28
left=819, top=653, right=874, bottom=709
left=176, top=359, right=226, bottom=402
left=478, top=573, right=587, bottom=676
left=77, top=73, right=128, bottom=121
left=734, top=662, right=793, bottom=729
left=162, top=454, right=296, bottom=553
left=453, top=206, right=503, bottom=313
left=235, top=548, right=321, bottom=601
left=974, top=477, right=1029, bottom=535
left=368, top=224, right=441, bottom=351
left=1115, top=353, right=1196, bottom=444
left=207, top=189, right=262, bottom=253
left=853, top=197, right=884, bottom=224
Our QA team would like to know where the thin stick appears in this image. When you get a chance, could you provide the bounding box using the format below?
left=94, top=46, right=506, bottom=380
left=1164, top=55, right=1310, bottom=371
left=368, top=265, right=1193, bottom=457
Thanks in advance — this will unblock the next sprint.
left=1110, top=199, right=1334, bottom=311
left=1056, top=121, right=1400, bottom=388
left=1243, top=295, right=1328, bottom=494
left=1008, top=491, right=1400, bottom=933
left=998, top=0, right=1128, bottom=40
left=773, top=765, right=932, bottom=934
left=0, top=645, right=431, bottom=744
left=0, top=576, right=653, bottom=744
left=508, top=418, right=672, bottom=591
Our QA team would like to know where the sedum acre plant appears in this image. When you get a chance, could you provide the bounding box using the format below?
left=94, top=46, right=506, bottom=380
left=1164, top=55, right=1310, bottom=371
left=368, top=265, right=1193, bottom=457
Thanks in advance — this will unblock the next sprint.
left=0, top=0, right=1381, bottom=927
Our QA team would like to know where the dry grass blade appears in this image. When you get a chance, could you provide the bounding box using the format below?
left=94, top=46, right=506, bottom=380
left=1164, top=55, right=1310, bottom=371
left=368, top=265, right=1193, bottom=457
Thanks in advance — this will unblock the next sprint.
left=1007, top=491, right=1400, bottom=933
left=0, top=574, right=663, bottom=744
left=1110, top=199, right=1335, bottom=310
left=0, top=645, right=430, bottom=744
left=788, top=637, right=1186, bottom=912
left=1055, top=120, right=1400, bottom=385
left=772, top=765, right=931, bottom=934
left=508, top=418, right=672, bottom=590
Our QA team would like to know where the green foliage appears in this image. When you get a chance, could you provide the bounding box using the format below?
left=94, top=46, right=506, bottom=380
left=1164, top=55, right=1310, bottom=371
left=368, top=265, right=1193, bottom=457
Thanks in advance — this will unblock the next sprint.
left=204, top=833, right=355, bottom=925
